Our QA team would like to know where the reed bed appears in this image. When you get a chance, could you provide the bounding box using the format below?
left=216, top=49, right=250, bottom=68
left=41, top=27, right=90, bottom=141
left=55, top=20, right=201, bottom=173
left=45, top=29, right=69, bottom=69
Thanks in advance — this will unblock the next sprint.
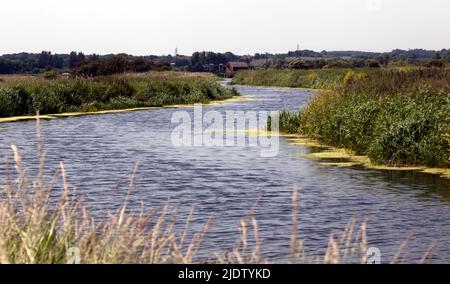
left=232, top=68, right=349, bottom=89
left=0, top=72, right=235, bottom=118
left=266, top=68, right=450, bottom=168
left=232, top=67, right=450, bottom=91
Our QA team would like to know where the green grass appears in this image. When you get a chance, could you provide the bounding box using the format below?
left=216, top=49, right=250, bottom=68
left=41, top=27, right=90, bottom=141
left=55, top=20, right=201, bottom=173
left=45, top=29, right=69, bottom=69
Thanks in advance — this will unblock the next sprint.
left=269, top=68, right=450, bottom=168
left=232, top=68, right=351, bottom=89
left=0, top=72, right=237, bottom=118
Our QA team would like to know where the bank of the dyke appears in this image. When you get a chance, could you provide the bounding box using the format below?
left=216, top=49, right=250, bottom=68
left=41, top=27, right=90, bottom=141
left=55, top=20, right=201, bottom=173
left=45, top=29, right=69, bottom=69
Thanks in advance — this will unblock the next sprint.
left=0, top=72, right=237, bottom=121
left=0, top=95, right=253, bottom=124
left=240, top=68, right=450, bottom=169
left=286, top=135, right=450, bottom=180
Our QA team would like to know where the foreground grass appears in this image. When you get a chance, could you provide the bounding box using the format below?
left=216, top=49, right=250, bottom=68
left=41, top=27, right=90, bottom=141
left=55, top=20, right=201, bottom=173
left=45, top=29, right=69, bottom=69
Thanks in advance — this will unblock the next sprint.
left=261, top=68, right=450, bottom=168
left=0, top=118, right=435, bottom=264
left=0, top=72, right=236, bottom=119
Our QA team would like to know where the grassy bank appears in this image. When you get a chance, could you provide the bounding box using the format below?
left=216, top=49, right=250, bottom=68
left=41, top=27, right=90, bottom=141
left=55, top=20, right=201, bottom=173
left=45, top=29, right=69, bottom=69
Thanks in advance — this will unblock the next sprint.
left=267, top=68, right=450, bottom=168
left=0, top=72, right=236, bottom=118
left=232, top=68, right=351, bottom=89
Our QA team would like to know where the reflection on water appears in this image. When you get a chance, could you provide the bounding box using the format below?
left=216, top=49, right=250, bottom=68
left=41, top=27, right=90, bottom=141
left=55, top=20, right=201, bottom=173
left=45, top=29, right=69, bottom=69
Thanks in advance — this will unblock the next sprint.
left=0, top=84, right=449, bottom=263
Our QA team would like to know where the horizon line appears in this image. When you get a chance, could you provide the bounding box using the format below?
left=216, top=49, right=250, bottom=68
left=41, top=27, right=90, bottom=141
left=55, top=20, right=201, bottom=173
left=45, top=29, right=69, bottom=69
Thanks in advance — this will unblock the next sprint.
left=2, top=47, right=449, bottom=57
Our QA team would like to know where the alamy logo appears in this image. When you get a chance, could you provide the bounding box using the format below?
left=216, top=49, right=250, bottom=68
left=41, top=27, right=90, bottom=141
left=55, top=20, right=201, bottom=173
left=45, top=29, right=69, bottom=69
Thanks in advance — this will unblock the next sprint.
left=366, top=0, right=383, bottom=12
left=66, top=247, right=81, bottom=264
left=170, top=104, right=280, bottom=157
left=367, top=247, right=381, bottom=264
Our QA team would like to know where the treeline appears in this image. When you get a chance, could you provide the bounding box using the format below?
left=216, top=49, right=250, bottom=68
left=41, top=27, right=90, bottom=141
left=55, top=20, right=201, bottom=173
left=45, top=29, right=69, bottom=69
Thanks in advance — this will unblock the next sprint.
left=3, top=48, right=450, bottom=75
left=189, top=51, right=239, bottom=72
left=0, top=51, right=165, bottom=74
left=283, top=57, right=446, bottom=70
left=72, top=56, right=170, bottom=77
left=283, top=48, right=450, bottom=61
left=252, top=49, right=450, bottom=70
left=0, top=50, right=242, bottom=75
left=0, top=51, right=88, bottom=74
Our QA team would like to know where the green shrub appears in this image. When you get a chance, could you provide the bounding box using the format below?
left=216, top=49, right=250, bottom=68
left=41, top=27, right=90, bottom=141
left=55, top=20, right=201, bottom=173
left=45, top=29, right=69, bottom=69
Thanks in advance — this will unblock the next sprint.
left=99, top=77, right=134, bottom=103
left=31, top=91, right=64, bottom=114
left=276, top=110, right=302, bottom=133
left=0, top=73, right=235, bottom=117
left=41, top=70, right=60, bottom=80
left=96, top=97, right=143, bottom=110
left=369, top=88, right=449, bottom=167
left=0, top=86, right=32, bottom=117
left=365, top=59, right=381, bottom=68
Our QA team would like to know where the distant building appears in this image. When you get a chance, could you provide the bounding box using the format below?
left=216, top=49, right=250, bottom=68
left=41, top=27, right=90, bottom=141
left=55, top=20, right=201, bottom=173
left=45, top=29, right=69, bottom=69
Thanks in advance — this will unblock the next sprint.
left=240, top=55, right=253, bottom=62
left=201, top=63, right=225, bottom=75
left=225, top=62, right=250, bottom=78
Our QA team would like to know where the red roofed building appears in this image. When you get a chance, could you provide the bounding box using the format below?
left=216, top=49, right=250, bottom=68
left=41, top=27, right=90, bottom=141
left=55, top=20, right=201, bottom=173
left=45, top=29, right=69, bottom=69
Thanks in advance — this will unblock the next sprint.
left=225, top=62, right=250, bottom=78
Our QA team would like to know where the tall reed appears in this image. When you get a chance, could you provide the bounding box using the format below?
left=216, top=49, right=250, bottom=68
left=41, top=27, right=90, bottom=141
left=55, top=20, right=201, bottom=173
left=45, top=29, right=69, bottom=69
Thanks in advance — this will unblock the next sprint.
left=0, top=72, right=236, bottom=118
left=272, top=68, right=450, bottom=168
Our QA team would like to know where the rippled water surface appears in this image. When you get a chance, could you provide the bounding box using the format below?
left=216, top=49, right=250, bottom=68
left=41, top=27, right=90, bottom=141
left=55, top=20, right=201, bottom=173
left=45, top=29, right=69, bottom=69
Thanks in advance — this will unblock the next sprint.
left=1, top=84, right=450, bottom=263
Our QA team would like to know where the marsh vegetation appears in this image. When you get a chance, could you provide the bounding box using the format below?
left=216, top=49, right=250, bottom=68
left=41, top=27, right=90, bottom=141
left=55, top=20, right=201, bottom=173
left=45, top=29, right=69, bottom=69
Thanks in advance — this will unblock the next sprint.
left=239, top=68, right=450, bottom=168
left=0, top=72, right=236, bottom=118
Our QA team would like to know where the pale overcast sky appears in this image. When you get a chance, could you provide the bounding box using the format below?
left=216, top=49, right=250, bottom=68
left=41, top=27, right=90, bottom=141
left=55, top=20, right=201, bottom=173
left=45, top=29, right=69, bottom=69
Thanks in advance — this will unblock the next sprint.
left=1, top=0, right=449, bottom=55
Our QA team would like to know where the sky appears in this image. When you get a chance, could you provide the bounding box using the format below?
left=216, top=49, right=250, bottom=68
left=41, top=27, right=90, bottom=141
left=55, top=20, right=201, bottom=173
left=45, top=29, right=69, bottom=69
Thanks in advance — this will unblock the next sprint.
left=1, top=0, right=450, bottom=56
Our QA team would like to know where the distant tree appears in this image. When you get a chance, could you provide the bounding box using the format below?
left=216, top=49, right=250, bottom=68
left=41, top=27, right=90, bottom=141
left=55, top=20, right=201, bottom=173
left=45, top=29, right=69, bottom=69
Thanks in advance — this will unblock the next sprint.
left=88, top=53, right=100, bottom=61
left=69, top=52, right=78, bottom=68
left=72, top=56, right=170, bottom=77
left=190, top=51, right=238, bottom=72
left=287, top=49, right=322, bottom=58
left=382, top=54, right=391, bottom=66
left=366, top=59, right=380, bottom=68
left=433, top=51, right=442, bottom=60
left=325, top=59, right=354, bottom=68
left=272, top=58, right=286, bottom=69
left=72, top=61, right=102, bottom=77
left=174, top=58, right=190, bottom=68
left=106, top=56, right=130, bottom=74
left=131, top=58, right=149, bottom=72
left=38, top=51, right=53, bottom=69
left=425, top=59, right=445, bottom=68
left=0, top=58, right=19, bottom=74
left=288, top=59, right=309, bottom=69
left=77, top=52, right=85, bottom=62
left=376, top=56, right=386, bottom=66
left=287, top=58, right=328, bottom=70
left=41, top=69, right=59, bottom=80
left=69, top=51, right=85, bottom=68
left=52, top=54, right=64, bottom=69
left=254, top=53, right=268, bottom=60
